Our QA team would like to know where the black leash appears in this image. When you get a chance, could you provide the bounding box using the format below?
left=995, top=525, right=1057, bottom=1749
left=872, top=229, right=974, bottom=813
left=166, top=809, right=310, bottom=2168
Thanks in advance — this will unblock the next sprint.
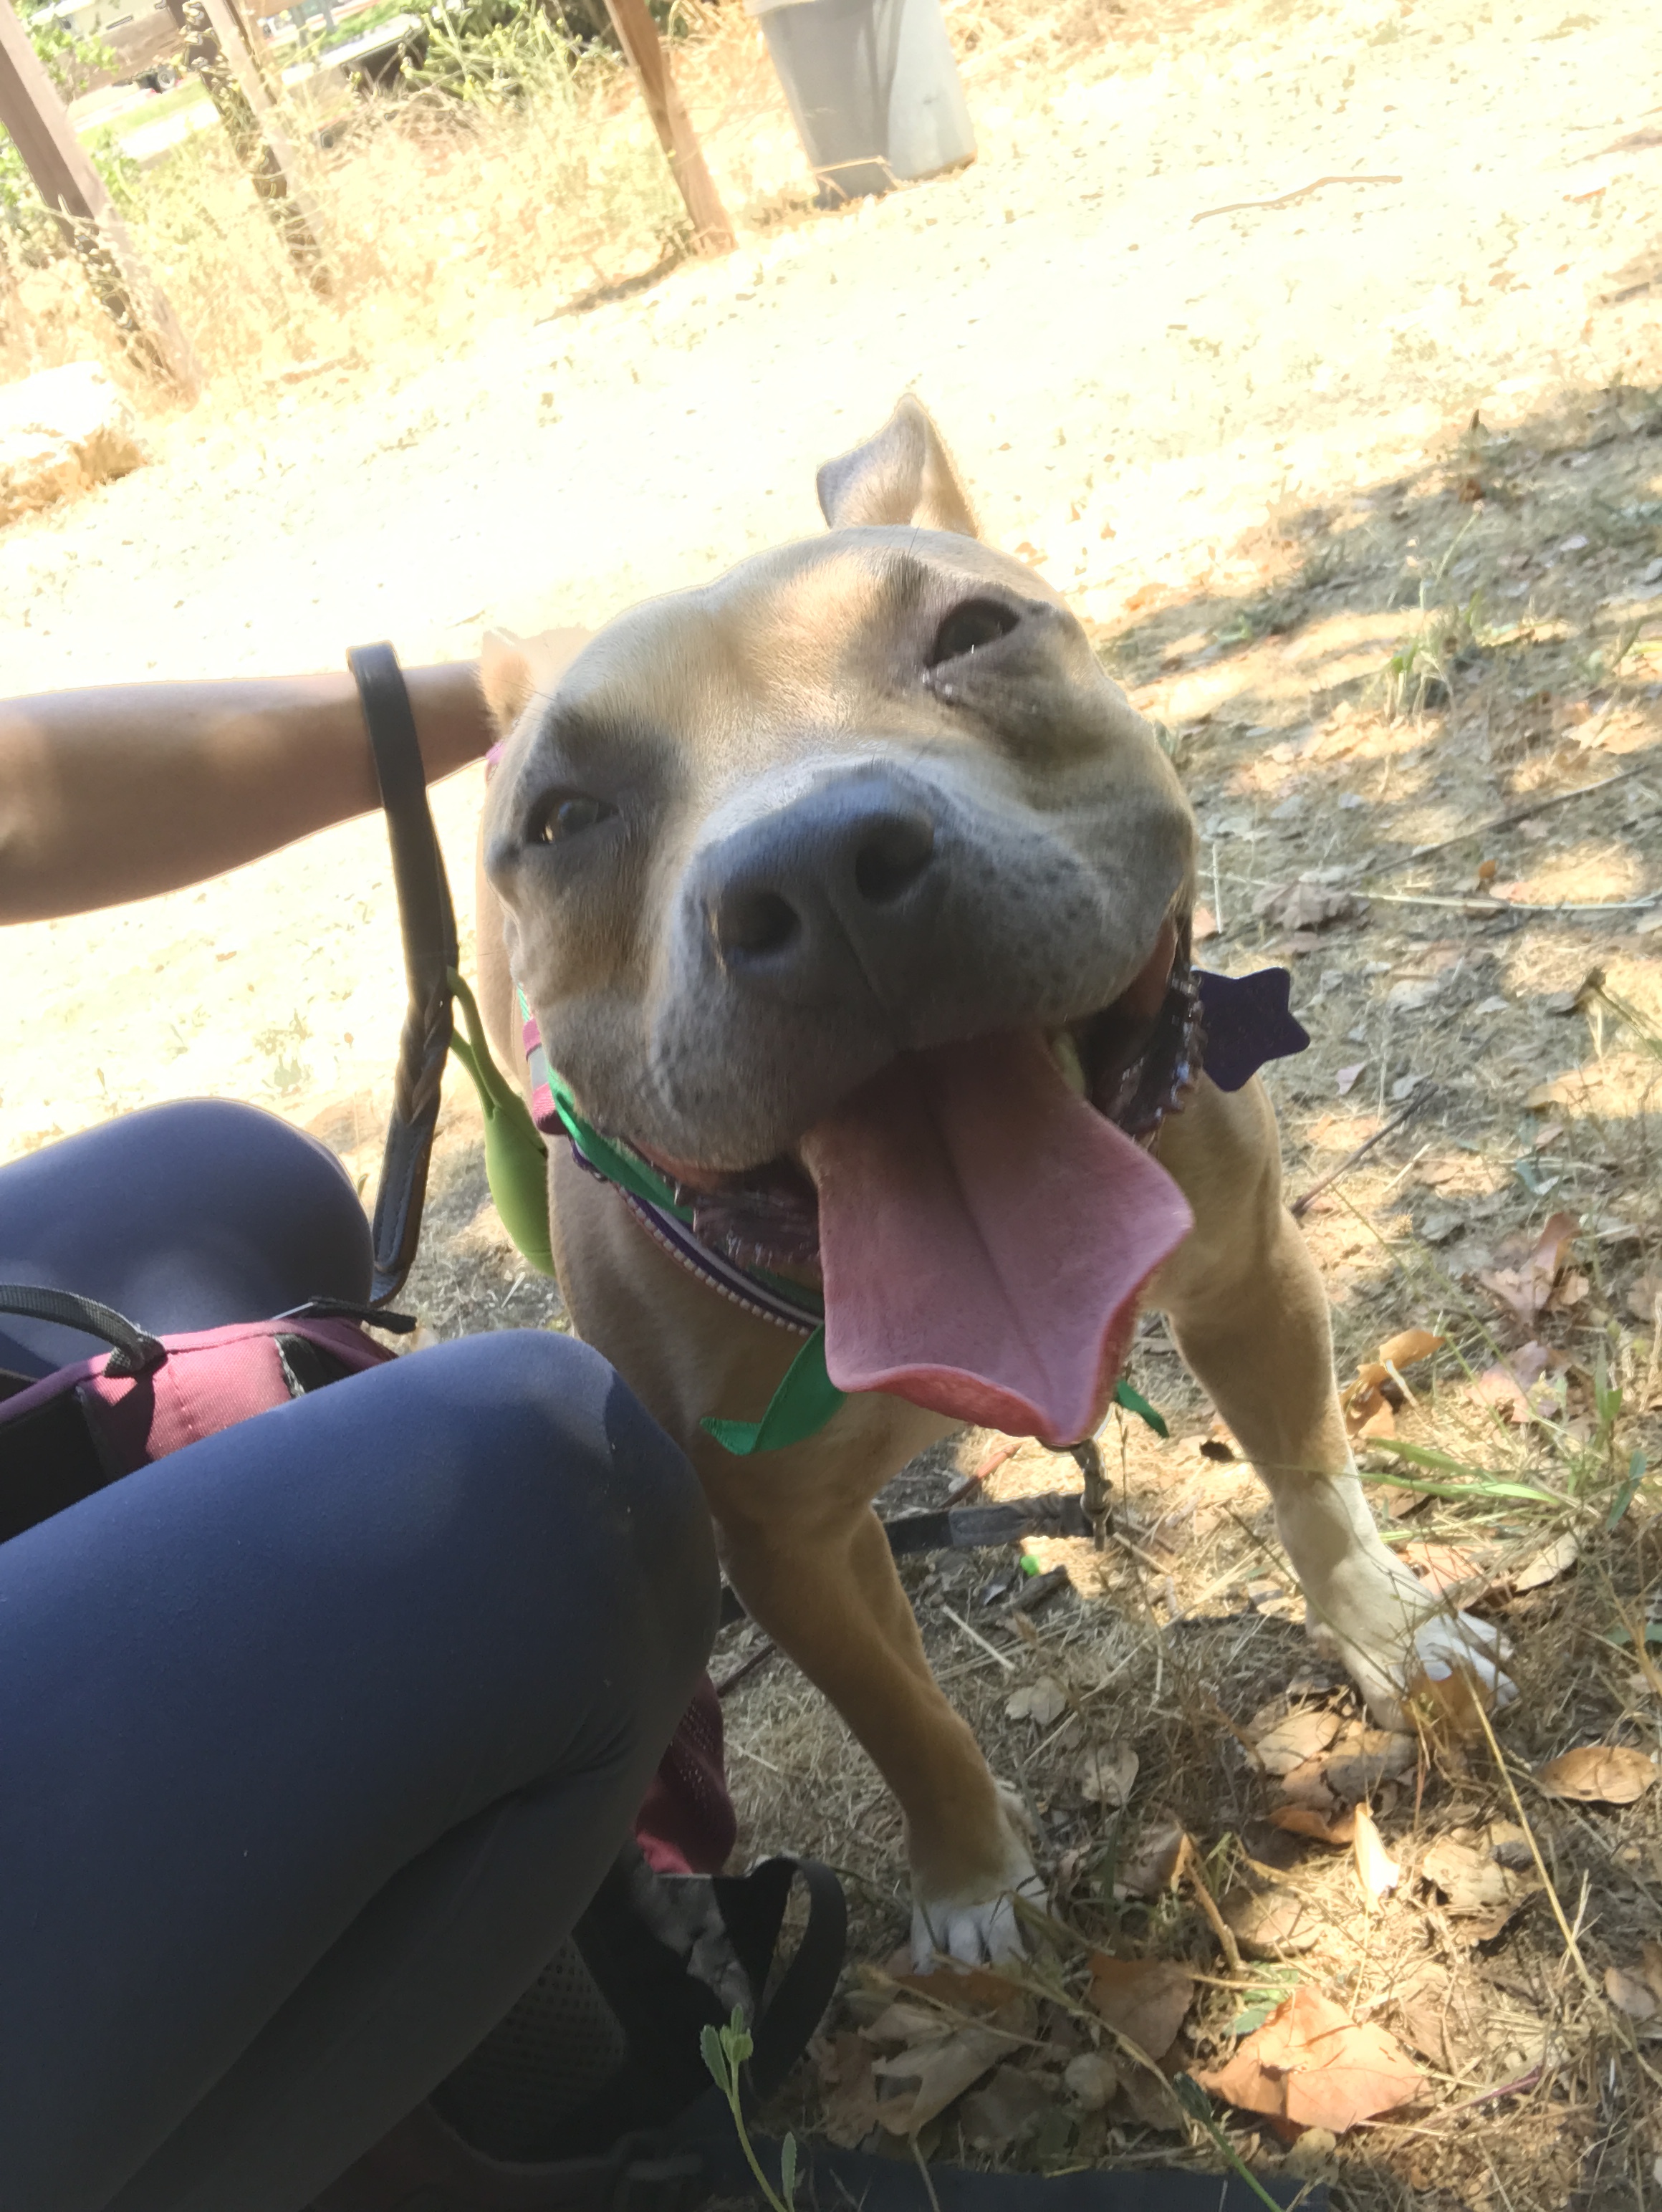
left=347, top=643, right=460, bottom=1307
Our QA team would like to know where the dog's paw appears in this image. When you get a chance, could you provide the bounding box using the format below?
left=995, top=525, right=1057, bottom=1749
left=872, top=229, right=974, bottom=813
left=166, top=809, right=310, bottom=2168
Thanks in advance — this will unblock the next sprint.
left=1320, top=1588, right=1517, bottom=1733
left=909, top=1789, right=1044, bottom=1968
left=910, top=1867, right=1046, bottom=1969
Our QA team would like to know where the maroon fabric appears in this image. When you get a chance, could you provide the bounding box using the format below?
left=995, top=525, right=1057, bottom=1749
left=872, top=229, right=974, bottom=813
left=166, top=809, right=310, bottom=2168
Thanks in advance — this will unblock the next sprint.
left=633, top=1675, right=735, bottom=1876
left=0, top=1317, right=394, bottom=1474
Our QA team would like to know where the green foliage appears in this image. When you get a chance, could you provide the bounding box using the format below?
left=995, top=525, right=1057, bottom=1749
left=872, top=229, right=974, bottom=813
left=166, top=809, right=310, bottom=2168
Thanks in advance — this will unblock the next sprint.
left=401, top=0, right=681, bottom=100
left=700, top=2008, right=799, bottom=2212
left=1, top=8, right=125, bottom=244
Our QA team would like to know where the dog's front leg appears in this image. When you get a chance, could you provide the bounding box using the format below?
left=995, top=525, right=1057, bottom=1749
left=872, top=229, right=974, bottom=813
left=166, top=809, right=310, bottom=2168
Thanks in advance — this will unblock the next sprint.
left=711, top=1481, right=1039, bottom=1965
left=1152, top=1079, right=1514, bottom=1727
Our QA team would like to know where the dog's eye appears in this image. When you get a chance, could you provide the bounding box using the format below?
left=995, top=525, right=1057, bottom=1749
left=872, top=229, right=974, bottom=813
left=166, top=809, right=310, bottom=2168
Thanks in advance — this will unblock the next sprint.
left=534, top=793, right=613, bottom=844
left=927, top=598, right=1020, bottom=669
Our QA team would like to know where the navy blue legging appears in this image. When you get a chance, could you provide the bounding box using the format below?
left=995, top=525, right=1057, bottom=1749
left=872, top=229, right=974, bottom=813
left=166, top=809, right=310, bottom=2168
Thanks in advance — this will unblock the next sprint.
left=0, top=1102, right=718, bottom=2212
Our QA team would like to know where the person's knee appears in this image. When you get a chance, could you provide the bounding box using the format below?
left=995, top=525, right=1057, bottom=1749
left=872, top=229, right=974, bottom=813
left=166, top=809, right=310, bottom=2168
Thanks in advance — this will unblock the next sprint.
left=142, top=1101, right=372, bottom=1302
left=394, top=1330, right=717, bottom=1686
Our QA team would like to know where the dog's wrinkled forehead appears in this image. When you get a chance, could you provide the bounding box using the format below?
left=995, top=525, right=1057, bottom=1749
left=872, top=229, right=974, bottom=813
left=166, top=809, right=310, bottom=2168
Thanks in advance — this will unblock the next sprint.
left=513, top=533, right=1065, bottom=768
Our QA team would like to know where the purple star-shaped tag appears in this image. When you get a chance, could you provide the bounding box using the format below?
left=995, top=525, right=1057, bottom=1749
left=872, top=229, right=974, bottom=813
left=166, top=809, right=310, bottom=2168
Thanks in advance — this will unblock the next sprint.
left=1195, top=968, right=1310, bottom=1093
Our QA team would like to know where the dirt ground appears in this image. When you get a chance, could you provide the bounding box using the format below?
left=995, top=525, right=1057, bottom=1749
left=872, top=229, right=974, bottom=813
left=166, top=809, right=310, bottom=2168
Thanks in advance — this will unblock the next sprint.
left=5, top=0, right=1662, bottom=2201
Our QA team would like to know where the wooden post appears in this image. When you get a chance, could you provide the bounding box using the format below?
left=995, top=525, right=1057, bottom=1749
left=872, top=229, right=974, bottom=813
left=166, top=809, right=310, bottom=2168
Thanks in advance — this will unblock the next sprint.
left=601, top=0, right=734, bottom=254
left=0, top=0, right=201, bottom=392
left=185, top=0, right=330, bottom=286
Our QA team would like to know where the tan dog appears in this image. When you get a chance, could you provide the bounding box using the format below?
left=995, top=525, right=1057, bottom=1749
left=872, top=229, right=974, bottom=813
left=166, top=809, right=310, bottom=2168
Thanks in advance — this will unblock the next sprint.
left=475, top=399, right=1512, bottom=1965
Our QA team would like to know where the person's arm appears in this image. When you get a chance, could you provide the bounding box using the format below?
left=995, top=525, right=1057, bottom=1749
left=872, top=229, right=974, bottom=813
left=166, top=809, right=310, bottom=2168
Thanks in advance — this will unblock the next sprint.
left=0, top=661, right=494, bottom=925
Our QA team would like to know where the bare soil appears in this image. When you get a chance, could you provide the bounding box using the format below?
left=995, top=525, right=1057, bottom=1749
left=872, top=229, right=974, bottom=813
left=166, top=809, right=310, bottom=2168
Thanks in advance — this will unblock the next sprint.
left=4, top=0, right=1661, bottom=2201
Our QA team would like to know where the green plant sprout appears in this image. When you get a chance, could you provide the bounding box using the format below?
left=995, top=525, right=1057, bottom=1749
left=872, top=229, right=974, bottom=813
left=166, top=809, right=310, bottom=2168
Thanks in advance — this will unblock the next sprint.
left=700, top=2008, right=799, bottom=2212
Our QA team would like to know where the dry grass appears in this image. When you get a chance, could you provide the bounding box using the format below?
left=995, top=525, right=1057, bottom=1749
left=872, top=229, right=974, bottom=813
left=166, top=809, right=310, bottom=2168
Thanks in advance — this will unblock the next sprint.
left=0, top=0, right=1140, bottom=410
left=0, top=4, right=800, bottom=403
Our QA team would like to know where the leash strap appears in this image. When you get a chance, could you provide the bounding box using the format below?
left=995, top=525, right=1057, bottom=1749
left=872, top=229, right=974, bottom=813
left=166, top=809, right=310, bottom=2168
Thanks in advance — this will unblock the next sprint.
left=348, top=643, right=458, bottom=1307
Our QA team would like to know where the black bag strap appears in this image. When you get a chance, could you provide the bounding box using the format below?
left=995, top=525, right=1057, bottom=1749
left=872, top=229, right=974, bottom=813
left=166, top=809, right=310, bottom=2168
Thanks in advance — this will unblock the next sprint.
left=0, top=1286, right=164, bottom=1378
left=711, top=1855, right=847, bottom=2101
left=347, top=643, right=460, bottom=1307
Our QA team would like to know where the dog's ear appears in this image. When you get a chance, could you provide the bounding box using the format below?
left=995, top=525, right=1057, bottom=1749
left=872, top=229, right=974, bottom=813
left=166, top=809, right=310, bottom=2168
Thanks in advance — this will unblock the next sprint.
left=481, top=628, right=536, bottom=731
left=479, top=625, right=591, bottom=731
left=816, top=396, right=979, bottom=538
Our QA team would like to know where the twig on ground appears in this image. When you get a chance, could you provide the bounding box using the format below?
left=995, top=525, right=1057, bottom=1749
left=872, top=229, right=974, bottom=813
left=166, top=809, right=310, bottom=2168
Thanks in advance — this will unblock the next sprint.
left=1289, top=1094, right=1427, bottom=1218
left=1176, top=1834, right=1244, bottom=1974
left=1359, top=761, right=1653, bottom=877
left=715, top=1639, right=779, bottom=1697
left=1191, top=173, right=1402, bottom=223
left=939, top=1603, right=1017, bottom=1672
left=1362, top=888, right=1661, bottom=915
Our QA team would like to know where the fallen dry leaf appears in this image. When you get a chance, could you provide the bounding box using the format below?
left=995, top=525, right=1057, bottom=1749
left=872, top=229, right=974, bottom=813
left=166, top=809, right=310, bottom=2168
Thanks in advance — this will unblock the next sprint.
left=1419, top=1834, right=1523, bottom=1915
left=1470, top=1340, right=1565, bottom=1425
left=1222, top=1883, right=1320, bottom=1958
left=1378, top=1328, right=1447, bottom=1369
left=1115, top=1814, right=1186, bottom=1900
left=814, top=2033, right=880, bottom=2148
left=1086, top=1955, right=1196, bottom=2062
left=1605, top=1966, right=1659, bottom=2023
left=1323, top=1731, right=1418, bottom=1804
left=1270, top=1803, right=1358, bottom=1845
left=872, top=2024, right=1012, bottom=2134
left=1255, top=878, right=1363, bottom=933
left=1626, top=1270, right=1662, bottom=1324
left=1403, top=1663, right=1502, bottom=1741
left=1510, top=1530, right=1580, bottom=1591
left=1353, top=1803, right=1401, bottom=1900
left=1198, top=1983, right=1426, bottom=2135
left=958, top=2064, right=1052, bottom=2150
left=1478, top=1212, right=1581, bottom=1329
left=1006, top=1676, right=1067, bottom=1727
left=1251, top=1706, right=1343, bottom=1776
left=1536, top=1744, right=1659, bottom=1804
left=1276, top=1755, right=1342, bottom=1814
left=1400, top=1540, right=1494, bottom=1598
left=863, top=1998, right=956, bottom=2047
left=1394, top=1965, right=1461, bottom=2072
left=1335, top=1062, right=1365, bottom=1097
left=1078, top=1741, right=1139, bottom=1808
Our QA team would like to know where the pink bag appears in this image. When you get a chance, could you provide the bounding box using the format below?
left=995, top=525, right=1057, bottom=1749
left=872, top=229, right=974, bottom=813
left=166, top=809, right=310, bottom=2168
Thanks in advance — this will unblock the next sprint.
left=0, top=1289, right=398, bottom=1547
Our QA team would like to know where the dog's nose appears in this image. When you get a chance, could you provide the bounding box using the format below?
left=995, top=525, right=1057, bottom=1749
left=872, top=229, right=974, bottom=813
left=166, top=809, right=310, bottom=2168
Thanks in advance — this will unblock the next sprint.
left=701, top=776, right=941, bottom=1003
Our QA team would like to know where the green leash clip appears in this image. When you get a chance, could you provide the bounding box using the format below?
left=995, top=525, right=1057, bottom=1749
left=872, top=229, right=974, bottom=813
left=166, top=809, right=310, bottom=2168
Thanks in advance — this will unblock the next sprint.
left=446, top=970, right=557, bottom=1278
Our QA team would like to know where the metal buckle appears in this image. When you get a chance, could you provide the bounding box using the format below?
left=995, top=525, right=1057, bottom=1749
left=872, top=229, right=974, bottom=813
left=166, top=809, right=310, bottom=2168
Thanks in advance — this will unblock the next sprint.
left=1067, top=1438, right=1113, bottom=1551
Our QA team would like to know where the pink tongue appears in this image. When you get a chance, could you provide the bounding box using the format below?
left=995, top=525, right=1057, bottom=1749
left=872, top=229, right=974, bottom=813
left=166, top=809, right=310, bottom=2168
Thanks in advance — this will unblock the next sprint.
left=800, top=1033, right=1193, bottom=1448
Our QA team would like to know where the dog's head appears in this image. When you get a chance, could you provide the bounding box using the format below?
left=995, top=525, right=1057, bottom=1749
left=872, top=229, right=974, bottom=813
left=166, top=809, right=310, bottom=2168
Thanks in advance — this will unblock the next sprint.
left=483, top=398, right=1199, bottom=1442
left=485, top=398, right=1195, bottom=1168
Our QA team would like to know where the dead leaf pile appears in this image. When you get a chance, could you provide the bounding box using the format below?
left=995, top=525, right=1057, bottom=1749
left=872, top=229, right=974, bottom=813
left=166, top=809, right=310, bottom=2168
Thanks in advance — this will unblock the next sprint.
left=1341, top=1327, right=1446, bottom=1440
left=856, top=1966, right=1034, bottom=2138
left=1248, top=1700, right=1418, bottom=1826
left=1198, top=1983, right=1426, bottom=2137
